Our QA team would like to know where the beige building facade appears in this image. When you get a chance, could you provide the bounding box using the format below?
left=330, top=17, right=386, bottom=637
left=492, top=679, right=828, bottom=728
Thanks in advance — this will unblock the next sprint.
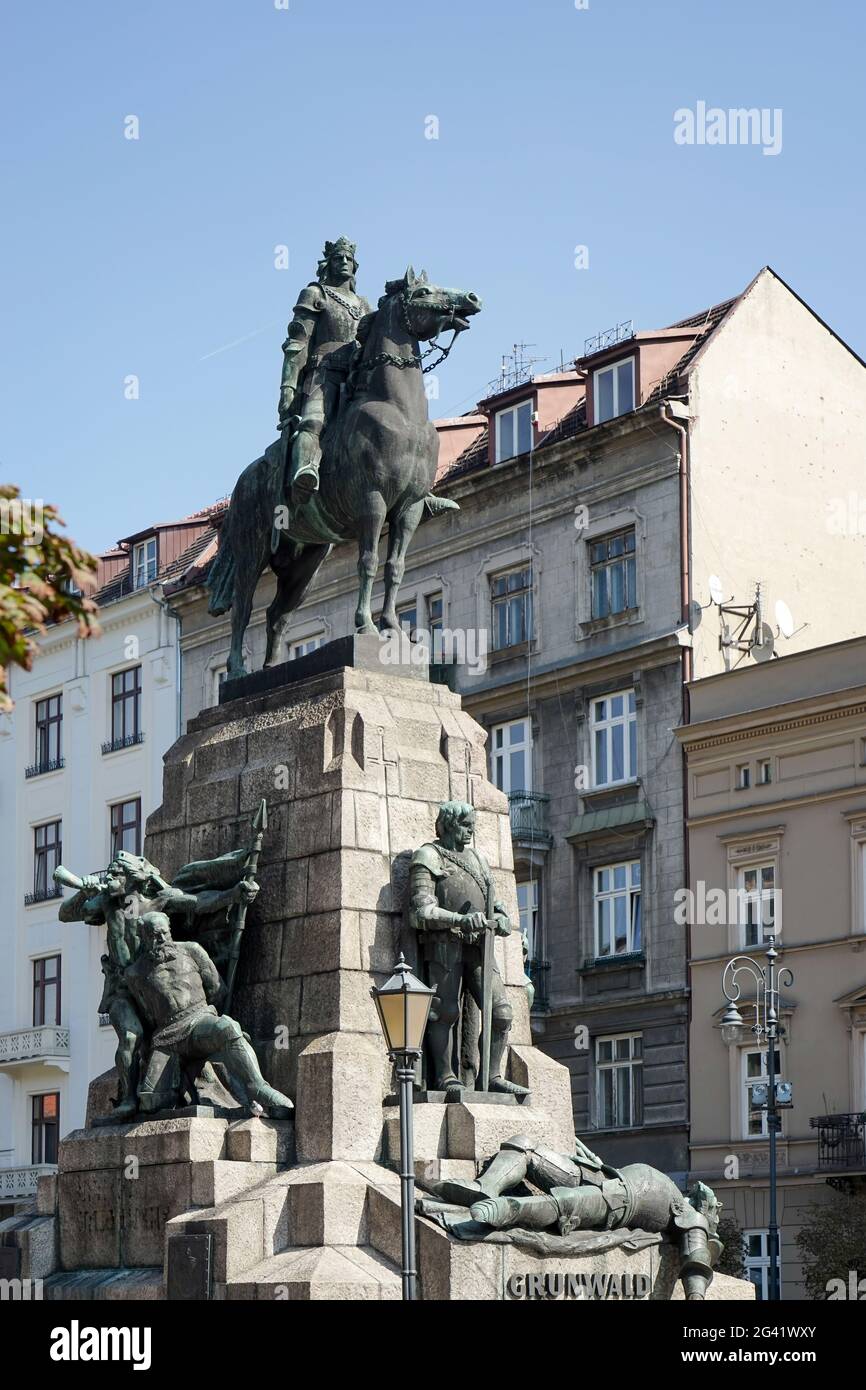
left=679, top=637, right=866, bottom=1298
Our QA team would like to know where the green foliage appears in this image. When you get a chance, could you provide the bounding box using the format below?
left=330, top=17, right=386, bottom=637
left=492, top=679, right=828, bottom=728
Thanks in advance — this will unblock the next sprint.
left=715, top=1212, right=746, bottom=1279
left=796, top=1189, right=866, bottom=1299
left=0, top=485, right=99, bottom=710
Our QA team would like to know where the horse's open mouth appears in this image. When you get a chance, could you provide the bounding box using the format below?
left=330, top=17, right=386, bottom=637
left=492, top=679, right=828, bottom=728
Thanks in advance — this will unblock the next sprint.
left=450, top=315, right=472, bottom=332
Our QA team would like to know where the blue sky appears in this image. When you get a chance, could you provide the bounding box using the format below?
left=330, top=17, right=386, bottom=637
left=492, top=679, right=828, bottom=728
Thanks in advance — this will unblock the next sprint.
left=3, top=0, right=864, bottom=554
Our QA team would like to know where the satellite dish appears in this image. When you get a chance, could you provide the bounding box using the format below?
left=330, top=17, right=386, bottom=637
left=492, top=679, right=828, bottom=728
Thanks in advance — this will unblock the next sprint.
left=752, top=625, right=776, bottom=662
left=708, top=574, right=725, bottom=606
left=775, top=599, right=795, bottom=639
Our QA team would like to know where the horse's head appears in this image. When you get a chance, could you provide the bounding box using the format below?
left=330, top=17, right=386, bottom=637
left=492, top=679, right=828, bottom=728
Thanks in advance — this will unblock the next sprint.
left=384, top=266, right=482, bottom=343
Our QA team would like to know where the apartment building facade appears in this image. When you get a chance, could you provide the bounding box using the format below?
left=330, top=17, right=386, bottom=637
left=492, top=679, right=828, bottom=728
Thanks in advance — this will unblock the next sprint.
left=0, top=515, right=212, bottom=1214
left=679, top=637, right=866, bottom=1299
left=163, top=266, right=866, bottom=1183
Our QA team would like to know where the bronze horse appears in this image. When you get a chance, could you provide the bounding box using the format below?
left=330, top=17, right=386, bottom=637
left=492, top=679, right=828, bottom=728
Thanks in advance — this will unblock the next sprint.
left=207, top=268, right=481, bottom=677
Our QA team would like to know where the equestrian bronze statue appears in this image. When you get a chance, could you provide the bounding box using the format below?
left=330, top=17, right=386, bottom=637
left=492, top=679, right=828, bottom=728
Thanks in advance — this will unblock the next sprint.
left=207, top=245, right=481, bottom=678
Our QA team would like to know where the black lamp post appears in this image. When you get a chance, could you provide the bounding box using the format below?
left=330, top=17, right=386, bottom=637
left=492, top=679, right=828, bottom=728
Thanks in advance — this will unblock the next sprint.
left=371, top=954, right=435, bottom=1301
left=720, top=941, right=794, bottom=1302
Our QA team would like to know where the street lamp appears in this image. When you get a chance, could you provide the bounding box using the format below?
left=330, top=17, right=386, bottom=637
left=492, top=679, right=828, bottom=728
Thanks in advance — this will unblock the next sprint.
left=720, top=940, right=794, bottom=1302
left=371, top=954, right=435, bottom=1301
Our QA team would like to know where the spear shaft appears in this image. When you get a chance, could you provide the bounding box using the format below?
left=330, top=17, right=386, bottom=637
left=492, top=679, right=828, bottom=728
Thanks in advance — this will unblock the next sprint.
left=224, top=799, right=267, bottom=1013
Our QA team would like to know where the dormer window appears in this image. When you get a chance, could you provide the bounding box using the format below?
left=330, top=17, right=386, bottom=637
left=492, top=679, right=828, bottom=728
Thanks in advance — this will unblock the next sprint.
left=594, top=358, right=635, bottom=424
left=133, top=537, right=157, bottom=589
left=495, top=400, right=532, bottom=463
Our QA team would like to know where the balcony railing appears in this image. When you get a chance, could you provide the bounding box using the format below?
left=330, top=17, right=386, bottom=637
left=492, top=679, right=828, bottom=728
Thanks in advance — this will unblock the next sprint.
left=102, top=732, right=144, bottom=755
left=0, top=1164, right=57, bottom=1200
left=810, top=1112, right=866, bottom=1170
left=508, top=791, right=552, bottom=846
left=23, top=887, right=63, bottom=907
left=25, top=757, right=64, bottom=779
left=527, top=958, right=551, bottom=1011
left=0, top=1025, right=70, bottom=1069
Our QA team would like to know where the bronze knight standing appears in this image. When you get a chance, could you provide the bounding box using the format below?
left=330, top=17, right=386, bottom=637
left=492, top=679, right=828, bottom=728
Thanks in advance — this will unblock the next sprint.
left=409, top=801, right=529, bottom=1098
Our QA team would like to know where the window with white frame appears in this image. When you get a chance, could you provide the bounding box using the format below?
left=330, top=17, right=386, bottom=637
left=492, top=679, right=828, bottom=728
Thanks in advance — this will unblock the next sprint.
left=743, top=1045, right=783, bottom=1138
left=517, top=879, right=540, bottom=959
left=491, top=718, right=531, bottom=795
left=738, top=863, right=776, bottom=947
left=133, top=537, right=157, bottom=589
left=289, top=634, right=324, bottom=659
left=594, top=358, right=635, bottom=424
left=590, top=690, right=637, bottom=787
left=594, top=861, right=642, bottom=958
left=491, top=566, right=533, bottom=650
left=596, top=1033, right=642, bottom=1128
left=495, top=400, right=533, bottom=463
left=590, top=529, right=637, bottom=619
left=743, top=1230, right=773, bottom=1300
left=759, top=759, right=772, bottom=785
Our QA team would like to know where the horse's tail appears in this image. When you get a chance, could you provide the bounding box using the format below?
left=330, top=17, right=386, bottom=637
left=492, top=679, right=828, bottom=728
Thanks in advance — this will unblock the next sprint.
left=206, top=540, right=236, bottom=616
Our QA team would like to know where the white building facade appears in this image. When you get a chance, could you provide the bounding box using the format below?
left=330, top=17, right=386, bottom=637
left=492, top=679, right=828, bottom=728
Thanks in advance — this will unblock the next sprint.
left=0, top=579, right=182, bottom=1213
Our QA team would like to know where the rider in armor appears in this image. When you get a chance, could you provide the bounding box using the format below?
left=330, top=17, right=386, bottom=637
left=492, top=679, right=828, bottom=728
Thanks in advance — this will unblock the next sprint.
left=278, top=236, right=371, bottom=506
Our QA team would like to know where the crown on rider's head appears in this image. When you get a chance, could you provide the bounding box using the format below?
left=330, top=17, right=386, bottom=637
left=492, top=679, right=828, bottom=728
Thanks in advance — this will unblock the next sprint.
left=320, top=236, right=357, bottom=267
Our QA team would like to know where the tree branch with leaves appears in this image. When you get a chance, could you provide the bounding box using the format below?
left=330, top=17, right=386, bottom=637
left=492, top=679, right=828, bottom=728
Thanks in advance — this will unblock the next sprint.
left=0, top=484, right=100, bottom=711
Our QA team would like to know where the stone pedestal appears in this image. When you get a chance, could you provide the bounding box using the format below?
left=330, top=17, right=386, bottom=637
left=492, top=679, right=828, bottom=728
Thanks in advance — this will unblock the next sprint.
left=145, top=638, right=532, bottom=1146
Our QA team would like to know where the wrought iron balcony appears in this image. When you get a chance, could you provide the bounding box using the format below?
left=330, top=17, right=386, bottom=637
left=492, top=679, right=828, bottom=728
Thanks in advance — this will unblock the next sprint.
left=527, top=957, right=551, bottom=1011
left=508, top=791, right=552, bottom=847
left=101, top=731, right=144, bottom=755
left=23, top=887, right=63, bottom=907
left=0, top=1025, right=70, bottom=1071
left=0, top=1164, right=57, bottom=1201
left=24, top=757, right=64, bottom=779
left=810, top=1112, right=866, bottom=1170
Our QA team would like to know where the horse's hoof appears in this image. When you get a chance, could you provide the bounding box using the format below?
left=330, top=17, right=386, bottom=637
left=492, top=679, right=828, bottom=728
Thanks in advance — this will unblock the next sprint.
left=355, top=622, right=379, bottom=637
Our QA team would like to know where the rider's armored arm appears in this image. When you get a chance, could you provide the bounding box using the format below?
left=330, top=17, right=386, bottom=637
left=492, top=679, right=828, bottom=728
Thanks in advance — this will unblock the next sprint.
left=278, top=284, right=324, bottom=423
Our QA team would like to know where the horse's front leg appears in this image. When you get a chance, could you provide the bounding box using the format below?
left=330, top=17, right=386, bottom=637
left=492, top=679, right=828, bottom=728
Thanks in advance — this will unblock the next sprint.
left=355, top=494, right=388, bottom=633
left=380, top=499, right=425, bottom=631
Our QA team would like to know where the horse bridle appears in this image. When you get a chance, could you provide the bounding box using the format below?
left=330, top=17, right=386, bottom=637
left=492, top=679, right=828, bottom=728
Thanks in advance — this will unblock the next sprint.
left=351, top=289, right=466, bottom=385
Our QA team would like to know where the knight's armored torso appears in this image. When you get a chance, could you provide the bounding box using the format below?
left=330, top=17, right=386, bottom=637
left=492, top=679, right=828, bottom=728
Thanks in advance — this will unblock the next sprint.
left=412, top=841, right=490, bottom=918
left=295, top=282, right=370, bottom=386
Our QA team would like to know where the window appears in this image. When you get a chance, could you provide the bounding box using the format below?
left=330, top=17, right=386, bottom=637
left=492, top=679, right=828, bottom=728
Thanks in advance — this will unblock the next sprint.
left=737, top=764, right=751, bottom=790
left=743, top=1231, right=774, bottom=1300
left=289, top=634, right=324, bottom=659
left=594, top=861, right=642, bottom=957
left=427, top=593, right=443, bottom=636
left=133, top=537, right=157, bottom=589
left=738, top=863, right=776, bottom=947
left=594, top=358, right=635, bottom=424
left=31, top=1092, right=60, bottom=1165
left=33, top=956, right=61, bottom=1027
left=110, top=798, right=141, bottom=857
left=590, top=529, right=637, bottom=619
left=491, top=567, right=533, bottom=650
left=495, top=400, right=533, bottom=463
left=34, top=694, right=63, bottom=771
left=596, top=1034, right=642, bottom=1128
left=743, top=1046, right=783, bottom=1138
left=213, top=665, right=228, bottom=701
left=109, top=666, right=142, bottom=749
left=517, top=879, right=540, bottom=959
left=396, top=603, right=417, bottom=636
left=32, top=821, right=62, bottom=901
left=491, top=718, right=531, bottom=795
left=759, top=760, right=772, bottom=785
left=590, top=690, right=637, bottom=787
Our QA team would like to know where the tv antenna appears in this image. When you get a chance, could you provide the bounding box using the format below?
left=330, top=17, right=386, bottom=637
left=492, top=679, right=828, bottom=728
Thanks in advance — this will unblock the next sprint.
left=489, top=342, right=548, bottom=396
left=707, top=578, right=805, bottom=660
